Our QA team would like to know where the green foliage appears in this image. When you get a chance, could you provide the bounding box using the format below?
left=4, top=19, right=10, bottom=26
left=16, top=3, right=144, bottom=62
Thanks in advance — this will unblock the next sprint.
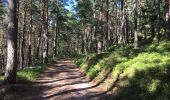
left=0, top=64, right=46, bottom=84
left=0, top=76, right=3, bottom=81
left=16, top=65, right=46, bottom=83
left=113, top=52, right=170, bottom=100
left=0, top=64, right=47, bottom=99
left=75, top=41, right=170, bottom=100
left=75, top=54, right=86, bottom=66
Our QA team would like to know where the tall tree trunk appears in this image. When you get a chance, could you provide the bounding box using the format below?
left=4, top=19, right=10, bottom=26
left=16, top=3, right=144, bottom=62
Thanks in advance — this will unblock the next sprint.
left=43, top=0, right=48, bottom=64
left=21, top=9, right=26, bottom=68
left=157, top=0, right=160, bottom=43
left=37, top=0, right=43, bottom=62
left=52, top=19, right=58, bottom=60
left=134, top=0, right=139, bottom=49
left=165, top=0, right=170, bottom=39
left=54, top=1, right=59, bottom=59
left=17, top=0, right=20, bottom=68
left=0, top=19, right=3, bottom=71
left=119, top=0, right=126, bottom=45
left=81, top=29, right=85, bottom=53
left=28, top=0, right=32, bottom=66
left=4, top=0, right=18, bottom=84
left=92, top=0, right=97, bottom=53
left=97, top=0, right=104, bottom=54
left=125, top=0, right=129, bottom=44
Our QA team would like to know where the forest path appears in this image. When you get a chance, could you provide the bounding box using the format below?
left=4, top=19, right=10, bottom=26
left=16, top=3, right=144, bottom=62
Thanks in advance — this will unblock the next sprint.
left=20, top=59, right=113, bottom=100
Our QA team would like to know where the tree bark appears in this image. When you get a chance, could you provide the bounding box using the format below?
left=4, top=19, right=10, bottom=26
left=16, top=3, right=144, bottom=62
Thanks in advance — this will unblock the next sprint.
left=119, top=0, right=126, bottom=45
left=165, top=0, right=170, bottom=39
left=157, top=0, right=160, bottom=43
left=134, top=0, right=139, bottom=49
left=4, top=0, right=18, bottom=84
left=28, top=0, right=33, bottom=66
left=21, top=9, right=26, bottom=68
left=54, top=1, right=59, bottom=59
left=43, top=0, right=48, bottom=64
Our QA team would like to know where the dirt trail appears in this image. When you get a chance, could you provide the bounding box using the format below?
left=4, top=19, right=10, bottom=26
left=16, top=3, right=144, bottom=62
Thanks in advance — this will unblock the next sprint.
left=19, top=59, right=114, bottom=100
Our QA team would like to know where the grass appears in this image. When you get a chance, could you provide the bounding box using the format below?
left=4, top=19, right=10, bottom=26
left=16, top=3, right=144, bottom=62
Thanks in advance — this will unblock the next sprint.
left=16, top=64, right=46, bottom=83
left=0, top=76, right=3, bottom=80
left=75, top=40, right=170, bottom=100
left=0, top=64, right=47, bottom=100
left=112, top=52, right=170, bottom=100
left=0, top=64, right=47, bottom=85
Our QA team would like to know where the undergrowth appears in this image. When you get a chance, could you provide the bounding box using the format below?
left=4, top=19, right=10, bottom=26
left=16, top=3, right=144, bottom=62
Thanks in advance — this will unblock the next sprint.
left=16, top=64, right=46, bottom=83
left=75, top=40, right=170, bottom=100
left=0, top=64, right=47, bottom=100
left=0, top=57, right=58, bottom=84
left=0, top=64, right=46, bottom=84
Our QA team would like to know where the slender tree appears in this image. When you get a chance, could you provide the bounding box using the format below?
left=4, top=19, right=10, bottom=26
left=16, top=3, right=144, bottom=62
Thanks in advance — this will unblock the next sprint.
left=134, top=0, right=139, bottom=49
left=165, top=0, right=170, bottom=39
left=43, top=0, right=48, bottom=64
left=28, top=0, right=33, bottom=66
left=157, top=0, right=160, bottom=43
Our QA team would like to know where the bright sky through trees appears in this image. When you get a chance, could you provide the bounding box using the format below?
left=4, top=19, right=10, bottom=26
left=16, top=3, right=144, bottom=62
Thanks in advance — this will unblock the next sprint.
left=64, top=0, right=77, bottom=12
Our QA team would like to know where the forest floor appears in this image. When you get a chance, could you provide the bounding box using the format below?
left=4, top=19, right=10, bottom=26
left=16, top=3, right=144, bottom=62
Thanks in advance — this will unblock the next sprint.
left=1, top=59, right=114, bottom=100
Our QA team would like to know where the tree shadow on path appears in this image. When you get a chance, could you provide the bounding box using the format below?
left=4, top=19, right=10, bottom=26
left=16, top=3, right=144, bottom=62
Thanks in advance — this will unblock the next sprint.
left=0, top=59, right=116, bottom=100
